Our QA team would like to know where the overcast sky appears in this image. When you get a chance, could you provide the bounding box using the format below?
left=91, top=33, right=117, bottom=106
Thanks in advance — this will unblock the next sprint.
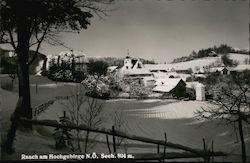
left=40, top=0, right=249, bottom=63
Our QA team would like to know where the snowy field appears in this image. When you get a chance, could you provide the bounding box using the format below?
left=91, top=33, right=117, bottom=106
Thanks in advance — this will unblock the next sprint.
left=35, top=98, right=250, bottom=162
left=170, top=57, right=221, bottom=71
left=1, top=75, right=249, bottom=161
left=228, top=53, right=249, bottom=65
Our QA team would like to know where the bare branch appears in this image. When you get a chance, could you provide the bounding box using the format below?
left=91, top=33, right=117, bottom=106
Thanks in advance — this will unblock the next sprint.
left=7, top=29, right=17, bottom=51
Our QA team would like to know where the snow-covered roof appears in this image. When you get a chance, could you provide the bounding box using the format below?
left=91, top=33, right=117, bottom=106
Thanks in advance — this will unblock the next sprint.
left=154, top=78, right=183, bottom=86
left=123, top=68, right=152, bottom=76
left=194, top=74, right=207, bottom=78
left=153, top=85, right=175, bottom=93
left=153, top=78, right=185, bottom=93
left=152, top=71, right=168, bottom=78
left=144, top=64, right=168, bottom=71
left=108, top=66, right=118, bottom=72
left=209, top=67, right=226, bottom=72
left=143, top=76, right=155, bottom=81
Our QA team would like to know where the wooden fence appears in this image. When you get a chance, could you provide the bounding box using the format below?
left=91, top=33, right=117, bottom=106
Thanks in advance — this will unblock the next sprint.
left=5, top=96, right=228, bottom=161
left=18, top=116, right=227, bottom=162
left=32, top=96, right=70, bottom=117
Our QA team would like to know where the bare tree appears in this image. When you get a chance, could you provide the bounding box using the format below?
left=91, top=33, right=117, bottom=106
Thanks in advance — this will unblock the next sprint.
left=195, top=71, right=250, bottom=163
left=111, top=110, right=128, bottom=151
left=61, top=85, right=104, bottom=153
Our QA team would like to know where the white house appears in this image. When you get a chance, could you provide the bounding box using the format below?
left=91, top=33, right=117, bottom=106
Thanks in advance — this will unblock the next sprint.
left=118, top=56, right=154, bottom=87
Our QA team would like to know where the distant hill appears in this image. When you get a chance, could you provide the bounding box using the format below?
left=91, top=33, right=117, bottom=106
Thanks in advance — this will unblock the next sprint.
left=171, top=44, right=249, bottom=63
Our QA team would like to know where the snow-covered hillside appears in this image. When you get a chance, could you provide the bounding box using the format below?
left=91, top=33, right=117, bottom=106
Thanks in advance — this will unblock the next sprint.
left=170, top=57, right=221, bottom=72
left=228, top=53, right=249, bottom=64
left=165, top=53, right=249, bottom=72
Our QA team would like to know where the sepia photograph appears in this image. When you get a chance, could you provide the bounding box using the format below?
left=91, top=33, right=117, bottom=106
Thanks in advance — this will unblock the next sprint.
left=0, top=0, right=249, bottom=162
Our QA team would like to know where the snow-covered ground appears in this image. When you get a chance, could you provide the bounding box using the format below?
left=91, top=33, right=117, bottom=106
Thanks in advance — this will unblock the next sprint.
left=171, top=57, right=221, bottom=71
left=228, top=53, right=249, bottom=65
left=126, top=101, right=214, bottom=119
left=1, top=75, right=249, bottom=161
left=162, top=53, right=249, bottom=72
left=36, top=99, right=249, bottom=158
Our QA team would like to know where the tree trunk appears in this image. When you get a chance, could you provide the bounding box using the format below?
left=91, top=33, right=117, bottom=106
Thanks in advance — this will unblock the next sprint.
left=76, top=130, right=82, bottom=152
left=16, top=18, right=32, bottom=129
left=84, top=131, right=90, bottom=153
left=238, top=117, right=246, bottom=163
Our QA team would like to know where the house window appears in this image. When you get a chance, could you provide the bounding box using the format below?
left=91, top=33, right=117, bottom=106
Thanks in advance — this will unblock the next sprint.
left=126, top=66, right=128, bottom=69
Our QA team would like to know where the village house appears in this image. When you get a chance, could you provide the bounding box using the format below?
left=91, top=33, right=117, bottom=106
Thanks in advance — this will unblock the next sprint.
left=144, top=63, right=192, bottom=81
left=0, top=44, right=46, bottom=75
left=209, top=65, right=250, bottom=75
left=47, top=50, right=89, bottom=72
left=209, top=66, right=231, bottom=75
left=118, top=56, right=155, bottom=87
left=73, top=52, right=89, bottom=72
left=153, top=78, right=186, bottom=98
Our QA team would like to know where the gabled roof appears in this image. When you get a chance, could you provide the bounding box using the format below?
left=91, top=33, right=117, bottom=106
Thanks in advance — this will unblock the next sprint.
left=108, top=66, right=118, bottom=73
left=210, top=67, right=227, bottom=72
left=153, top=78, right=186, bottom=93
left=144, top=64, right=168, bottom=71
left=131, top=59, right=138, bottom=68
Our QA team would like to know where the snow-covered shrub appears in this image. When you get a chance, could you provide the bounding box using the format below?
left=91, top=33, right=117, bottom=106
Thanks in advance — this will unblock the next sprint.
left=81, top=75, right=110, bottom=99
left=53, top=112, right=74, bottom=151
left=125, top=78, right=152, bottom=99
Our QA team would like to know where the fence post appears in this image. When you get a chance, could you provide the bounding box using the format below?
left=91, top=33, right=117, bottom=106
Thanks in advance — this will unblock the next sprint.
left=63, top=111, right=66, bottom=118
left=112, top=126, right=116, bottom=154
left=203, top=138, right=210, bottom=163
left=163, top=132, right=167, bottom=162
left=106, top=135, right=111, bottom=154
left=36, top=83, right=38, bottom=94
left=211, top=140, right=214, bottom=162
left=157, top=144, right=161, bottom=162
